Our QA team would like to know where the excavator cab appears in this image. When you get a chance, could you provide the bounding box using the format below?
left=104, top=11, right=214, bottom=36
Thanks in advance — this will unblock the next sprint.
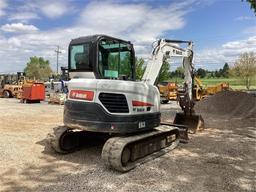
left=68, top=35, right=135, bottom=81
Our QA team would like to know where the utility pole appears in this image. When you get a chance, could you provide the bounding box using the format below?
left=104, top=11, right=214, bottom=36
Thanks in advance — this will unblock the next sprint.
left=55, top=45, right=62, bottom=74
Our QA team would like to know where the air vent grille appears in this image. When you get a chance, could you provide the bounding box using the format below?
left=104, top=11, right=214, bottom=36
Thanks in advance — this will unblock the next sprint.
left=99, top=93, right=129, bottom=113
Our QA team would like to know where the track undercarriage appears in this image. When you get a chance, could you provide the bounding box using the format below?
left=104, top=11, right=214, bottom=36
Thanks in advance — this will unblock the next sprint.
left=47, top=110, right=204, bottom=172
left=47, top=125, right=180, bottom=172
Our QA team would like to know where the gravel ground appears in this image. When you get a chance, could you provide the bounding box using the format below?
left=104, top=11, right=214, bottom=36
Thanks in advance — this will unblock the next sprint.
left=0, top=97, right=255, bottom=192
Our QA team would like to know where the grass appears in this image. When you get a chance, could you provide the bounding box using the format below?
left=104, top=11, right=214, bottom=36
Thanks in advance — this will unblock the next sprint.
left=169, top=77, right=256, bottom=90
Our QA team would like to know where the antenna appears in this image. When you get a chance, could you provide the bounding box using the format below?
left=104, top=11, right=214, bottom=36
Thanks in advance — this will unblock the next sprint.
left=55, top=45, right=62, bottom=74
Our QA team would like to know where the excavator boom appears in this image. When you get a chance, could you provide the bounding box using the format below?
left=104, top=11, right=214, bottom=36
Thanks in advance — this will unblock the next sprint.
left=141, top=39, right=203, bottom=133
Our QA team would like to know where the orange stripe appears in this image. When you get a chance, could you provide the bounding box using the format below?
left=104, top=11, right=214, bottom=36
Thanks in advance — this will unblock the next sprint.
left=132, top=100, right=154, bottom=107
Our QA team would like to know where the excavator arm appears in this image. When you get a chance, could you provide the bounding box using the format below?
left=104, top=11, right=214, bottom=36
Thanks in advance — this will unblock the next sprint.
left=142, top=39, right=195, bottom=114
left=142, top=39, right=204, bottom=134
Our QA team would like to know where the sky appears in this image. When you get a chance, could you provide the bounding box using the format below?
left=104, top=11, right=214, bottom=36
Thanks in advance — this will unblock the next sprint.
left=0, top=0, right=255, bottom=73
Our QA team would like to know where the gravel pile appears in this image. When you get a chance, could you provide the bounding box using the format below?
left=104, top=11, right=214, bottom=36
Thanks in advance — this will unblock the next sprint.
left=195, top=91, right=256, bottom=118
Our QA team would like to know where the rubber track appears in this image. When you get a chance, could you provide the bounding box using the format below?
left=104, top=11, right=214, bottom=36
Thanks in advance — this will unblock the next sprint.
left=101, top=126, right=180, bottom=172
left=47, top=126, right=70, bottom=153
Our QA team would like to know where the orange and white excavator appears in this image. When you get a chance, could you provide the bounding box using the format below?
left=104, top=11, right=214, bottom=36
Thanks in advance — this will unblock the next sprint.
left=48, top=35, right=203, bottom=172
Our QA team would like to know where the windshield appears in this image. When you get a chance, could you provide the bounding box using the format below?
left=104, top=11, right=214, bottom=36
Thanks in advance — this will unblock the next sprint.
left=70, top=43, right=90, bottom=70
left=98, top=39, right=133, bottom=79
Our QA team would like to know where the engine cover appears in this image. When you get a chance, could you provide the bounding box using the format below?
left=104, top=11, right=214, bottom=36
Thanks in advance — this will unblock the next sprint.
left=64, top=79, right=161, bottom=134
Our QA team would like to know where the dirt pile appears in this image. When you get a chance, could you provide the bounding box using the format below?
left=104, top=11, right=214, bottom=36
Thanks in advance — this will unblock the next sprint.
left=195, top=90, right=256, bottom=118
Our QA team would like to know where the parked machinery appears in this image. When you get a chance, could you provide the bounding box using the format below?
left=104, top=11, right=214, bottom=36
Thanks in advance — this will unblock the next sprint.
left=193, top=76, right=207, bottom=101
left=158, top=82, right=178, bottom=103
left=206, top=82, right=230, bottom=95
left=0, top=72, right=25, bottom=98
left=193, top=76, right=230, bottom=100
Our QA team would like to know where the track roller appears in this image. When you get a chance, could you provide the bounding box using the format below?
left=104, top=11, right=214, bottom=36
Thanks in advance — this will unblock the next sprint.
left=101, top=126, right=180, bottom=172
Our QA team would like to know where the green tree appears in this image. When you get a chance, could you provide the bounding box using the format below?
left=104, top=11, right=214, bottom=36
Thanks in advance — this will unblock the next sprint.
left=174, top=66, right=185, bottom=78
left=135, top=57, right=145, bottom=80
left=196, top=68, right=207, bottom=78
left=222, top=63, right=230, bottom=78
left=243, top=0, right=256, bottom=14
left=231, top=52, right=256, bottom=90
left=207, top=71, right=215, bottom=78
left=158, top=56, right=170, bottom=82
left=214, top=70, right=221, bottom=78
left=24, top=56, right=52, bottom=80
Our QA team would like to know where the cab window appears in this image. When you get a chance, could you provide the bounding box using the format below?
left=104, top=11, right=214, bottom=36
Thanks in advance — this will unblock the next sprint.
left=98, top=39, right=132, bottom=79
left=70, top=43, right=90, bottom=70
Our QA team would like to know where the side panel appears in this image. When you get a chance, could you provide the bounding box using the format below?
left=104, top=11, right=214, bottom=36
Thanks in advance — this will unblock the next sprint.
left=67, top=79, right=160, bottom=115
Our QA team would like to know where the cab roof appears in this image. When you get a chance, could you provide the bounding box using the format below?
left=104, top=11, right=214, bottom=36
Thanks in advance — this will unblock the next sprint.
left=70, top=34, right=131, bottom=45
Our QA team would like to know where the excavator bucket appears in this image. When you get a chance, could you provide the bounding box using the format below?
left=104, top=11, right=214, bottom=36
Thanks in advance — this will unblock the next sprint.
left=173, top=113, right=204, bottom=134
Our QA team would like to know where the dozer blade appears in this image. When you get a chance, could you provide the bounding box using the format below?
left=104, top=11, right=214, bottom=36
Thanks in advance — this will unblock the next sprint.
left=160, top=122, right=189, bottom=143
left=173, top=113, right=204, bottom=134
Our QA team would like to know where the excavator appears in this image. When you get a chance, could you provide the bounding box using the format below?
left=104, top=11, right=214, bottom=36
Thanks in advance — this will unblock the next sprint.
left=193, top=75, right=230, bottom=101
left=48, top=35, right=203, bottom=172
left=193, top=76, right=207, bottom=101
